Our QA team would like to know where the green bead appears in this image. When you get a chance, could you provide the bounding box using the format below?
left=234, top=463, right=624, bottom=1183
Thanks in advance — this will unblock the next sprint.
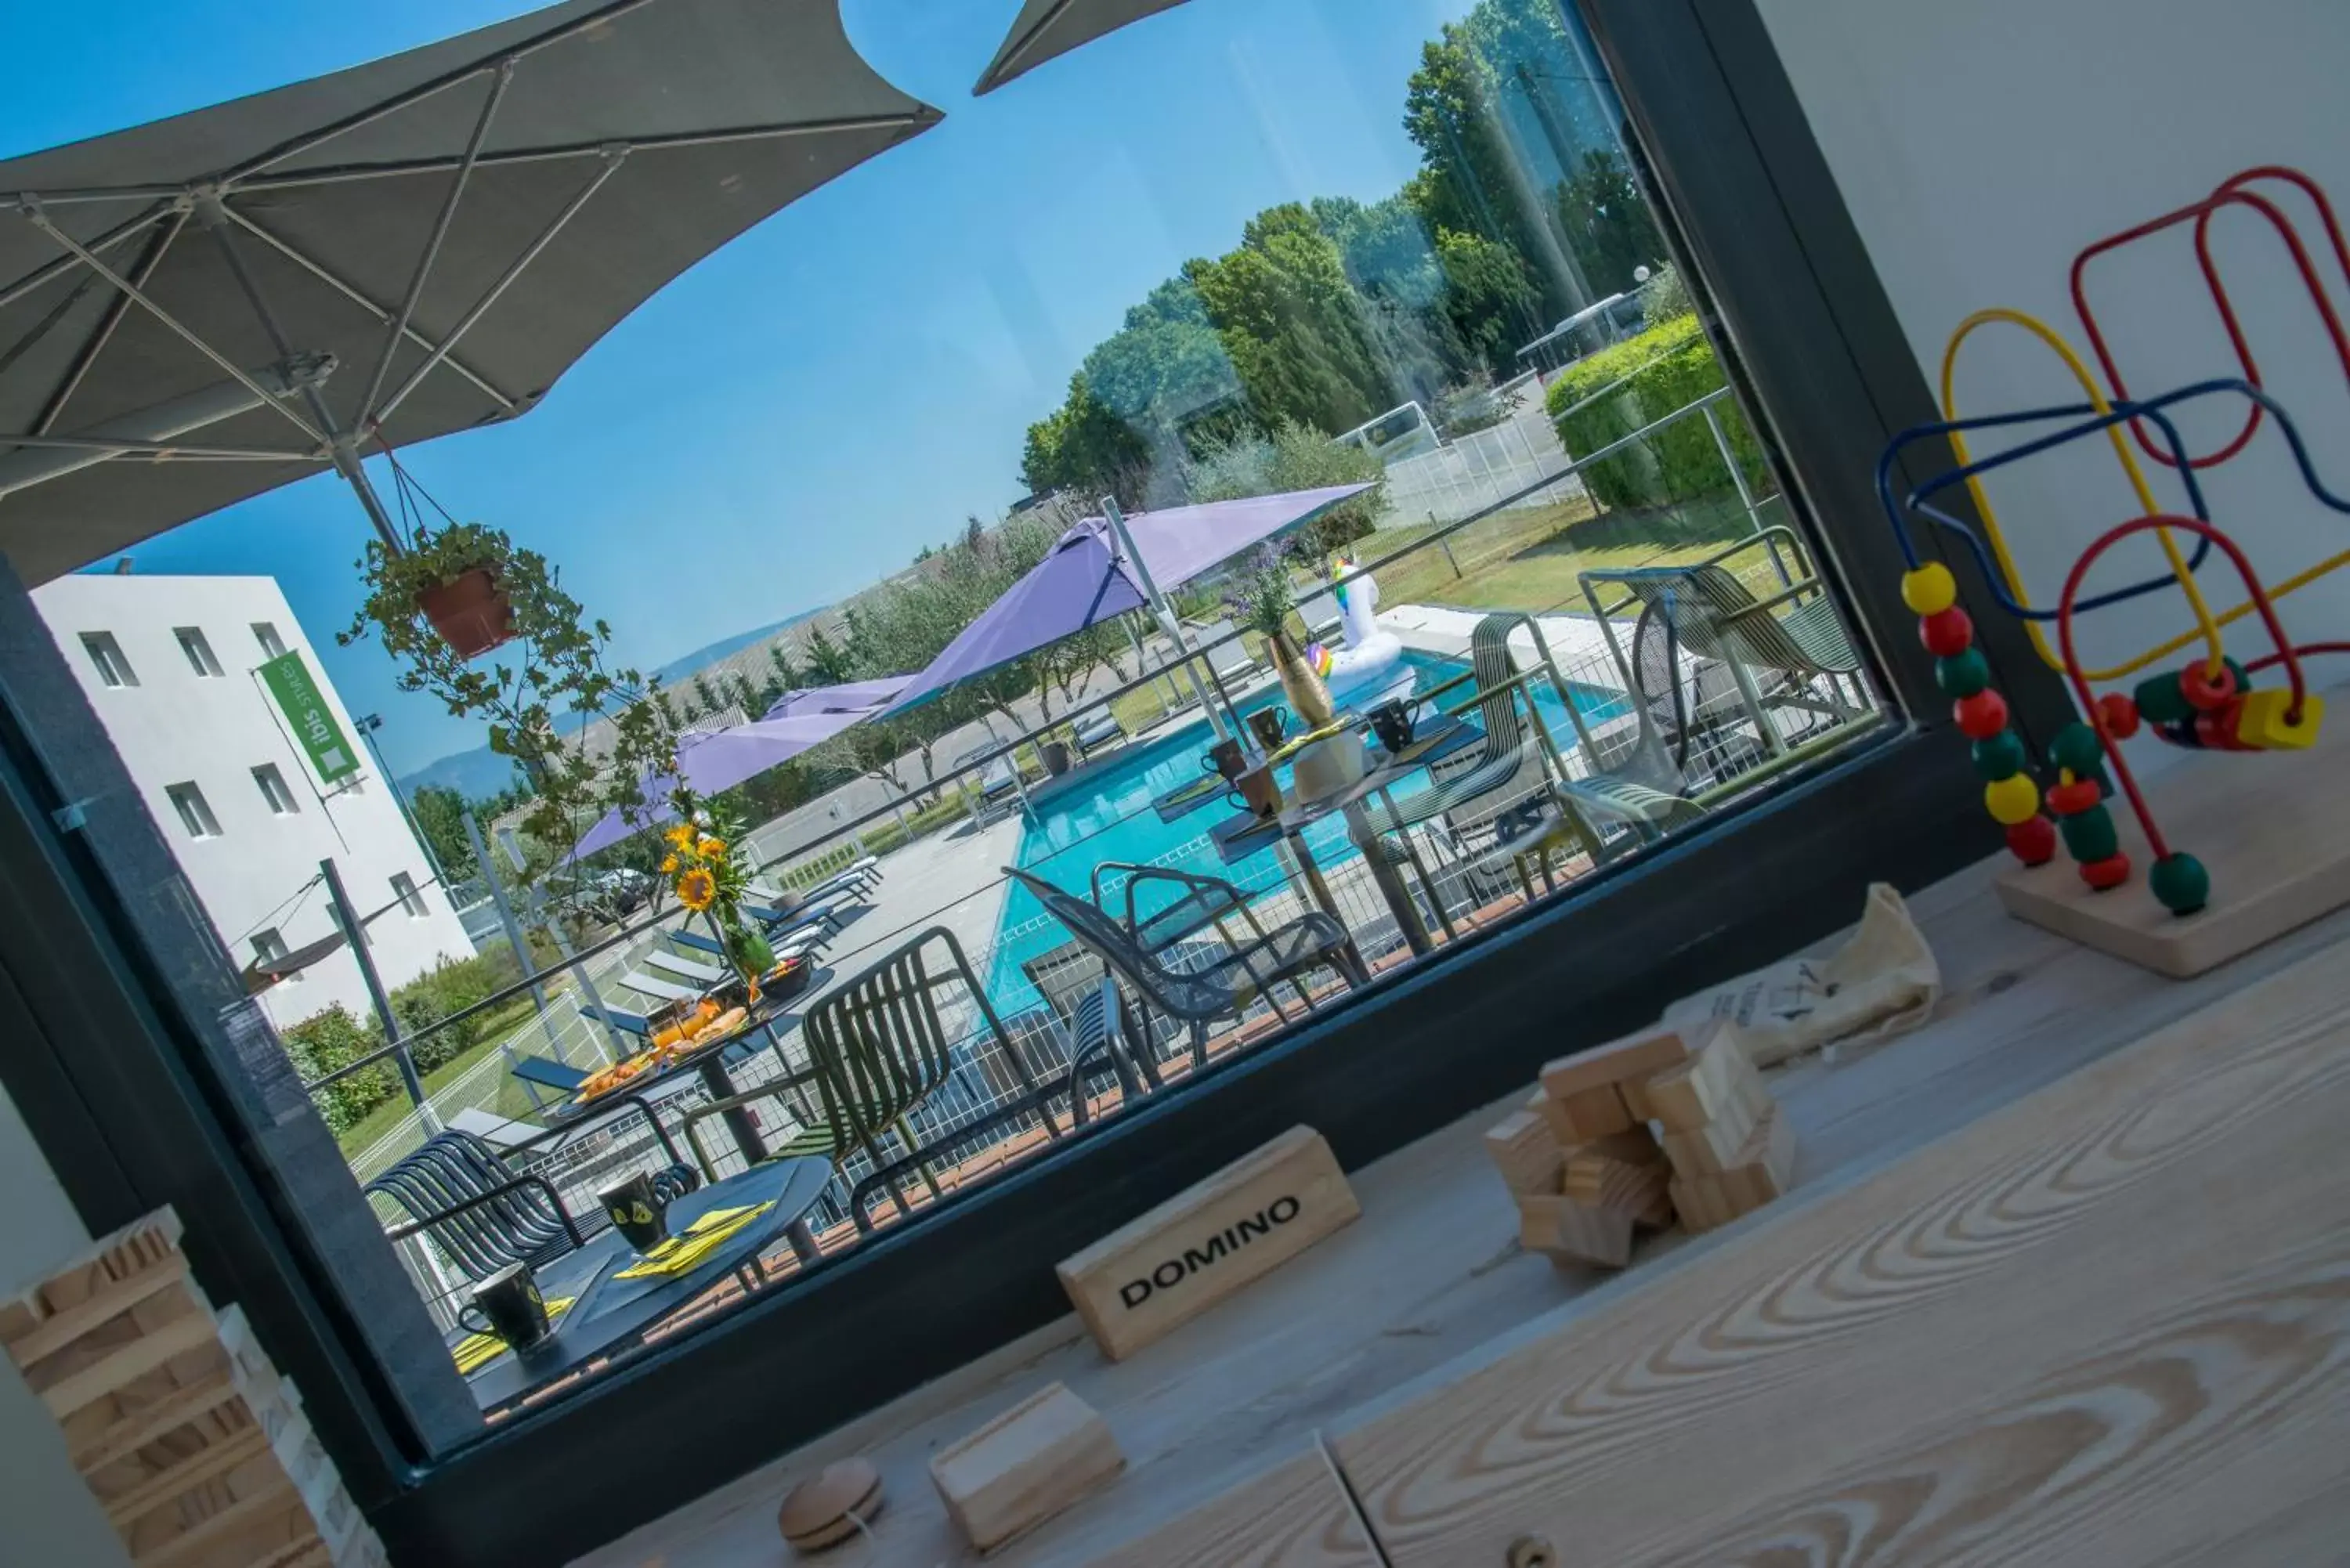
left=1970, top=730, right=2027, bottom=781
left=1935, top=648, right=1991, bottom=699
left=2135, top=672, right=2191, bottom=725
left=2059, top=803, right=2119, bottom=864
left=2048, top=721, right=2104, bottom=775
left=2149, top=851, right=2210, bottom=915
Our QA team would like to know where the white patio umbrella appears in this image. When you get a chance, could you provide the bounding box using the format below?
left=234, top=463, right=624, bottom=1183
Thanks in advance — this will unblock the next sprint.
left=974, top=0, right=1195, bottom=95
left=0, top=0, right=942, bottom=582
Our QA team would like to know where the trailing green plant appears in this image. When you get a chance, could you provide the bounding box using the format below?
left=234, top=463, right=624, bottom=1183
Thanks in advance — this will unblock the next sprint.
left=1545, top=314, right=1770, bottom=512
left=341, top=520, right=687, bottom=882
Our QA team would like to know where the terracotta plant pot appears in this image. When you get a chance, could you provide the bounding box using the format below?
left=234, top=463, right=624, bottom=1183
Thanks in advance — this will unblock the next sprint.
left=415, top=567, right=514, bottom=659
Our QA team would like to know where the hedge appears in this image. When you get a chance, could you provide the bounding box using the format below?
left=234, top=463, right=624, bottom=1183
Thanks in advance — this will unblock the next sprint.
left=1546, top=313, right=1771, bottom=511
left=282, top=948, right=530, bottom=1134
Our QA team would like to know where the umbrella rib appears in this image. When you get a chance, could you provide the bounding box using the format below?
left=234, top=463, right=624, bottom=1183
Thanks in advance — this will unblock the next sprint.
left=371, top=148, right=628, bottom=426
left=994, top=0, right=1081, bottom=82
left=233, top=110, right=942, bottom=191
left=358, top=61, right=512, bottom=425
left=0, top=433, right=318, bottom=461
left=218, top=205, right=517, bottom=412
left=221, top=0, right=668, bottom=186
left=33, top=207, right=189, bottom=437
left=13, top=202, right=327, bottom=446
left=0, top=202, right=172, bottom=313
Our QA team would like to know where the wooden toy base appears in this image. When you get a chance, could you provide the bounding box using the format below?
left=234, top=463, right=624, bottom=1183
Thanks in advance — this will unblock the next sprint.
left=1996, top=695, right=2350, bottom=977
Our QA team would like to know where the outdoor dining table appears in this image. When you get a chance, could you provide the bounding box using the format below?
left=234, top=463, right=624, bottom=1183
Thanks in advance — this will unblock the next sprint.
left=542, top=991, right=800, bottom=1164
left=458, top=1155, right=834, bottom=1411
left=1207, top=714, right=1482, bottom=960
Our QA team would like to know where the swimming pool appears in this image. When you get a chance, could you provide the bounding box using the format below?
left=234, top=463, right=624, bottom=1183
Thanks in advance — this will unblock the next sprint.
left=984, top=649, right=1630, bottom=1010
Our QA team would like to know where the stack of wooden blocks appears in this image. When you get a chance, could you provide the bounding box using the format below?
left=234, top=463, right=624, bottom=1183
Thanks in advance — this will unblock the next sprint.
left=1484, top=1019, right=1797, bottom=1268
left=0, top=1209, right=388, bottom=1568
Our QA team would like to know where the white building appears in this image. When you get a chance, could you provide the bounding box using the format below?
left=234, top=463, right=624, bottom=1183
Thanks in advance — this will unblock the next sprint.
left=31, top=572, right=473, bottom=1032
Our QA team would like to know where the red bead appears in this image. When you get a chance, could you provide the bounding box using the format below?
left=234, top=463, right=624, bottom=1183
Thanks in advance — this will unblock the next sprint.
left=2193, top=699, right=2257, bottom=751
left=2079, top=853, right=2131, bottom=891
left=2095, top=691, right=2140, bottom=739
left=2045, top=778, right=2102, bottom=816
left=1953, top=688, right=2008, bottom=739
left=2005, top=815, right=2057, bottom=865
left=1919, top=606, right=1974, bottom=657
left=2178, top=657, right=2237, bottom=711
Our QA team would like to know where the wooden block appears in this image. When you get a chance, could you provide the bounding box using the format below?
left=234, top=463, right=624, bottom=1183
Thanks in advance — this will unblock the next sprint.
left=1517, top=1192, right=1634, bottom=1269
left=777, top=1458, right=885, bottom=1552
left=1638, top=1021, right=1767, bottom=1133
left=1563, top=1145, right=1675, bottom=1230
left=1539, top=1026, right=1693, bottom=1103
left=1549, top=1082, right=1636, bottom=1141
left=1527, top=1085, right=1574, bottom=1147
left=1995, top=697, right=2350, bottom=977
left=1057, top=1126, right=1359, bottom=1361
left=30, top=1285, right=218, bottom=1421
left=1480, top=1108, right=1561, bottom=1196
left=1658, top=1083, right=1762, bottom=1178
left=1669, top=1104, right=1799, bottom=1234
left=929, top=1382, right=1124, bottom=1552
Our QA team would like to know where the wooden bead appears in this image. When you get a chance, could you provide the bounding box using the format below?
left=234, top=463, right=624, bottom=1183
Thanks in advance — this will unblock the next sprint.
left=2150, top=851, right=2210, bottom=915
left=2134, top=671, right=2192, bottom=725
left=1935, top=648, right=1990, bottom=699
left=2095, top=691, right=2141, bottom=739
left=2005, top=815, right=2058, bottom=865
left=1919, top=606, right=1973, bottom=657
left=1953, top=688, right=2008, bottom=739
left=1900, top=562, right=1959, bottom=616
left=2178, top=657, right=2237, bottom=711
left=1970, top=730, right=2027, bottom=781
left=2080, top=852, right=2132, bottom=891
left=2060, top=803, right=2120, bottom=865
left=779, top=1459, right=885, bottom=1554
left=2046, top=721, right=2103, bottom=776
left=2046, top=777, right=2102, bottom=816
left=1983, top=773, right=2041, bottom=826
left=2194, top=702, right=2258, bottom=752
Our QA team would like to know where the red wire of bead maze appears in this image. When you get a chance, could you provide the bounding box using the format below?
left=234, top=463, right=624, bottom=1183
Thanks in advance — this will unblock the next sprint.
left=2070, top=165, right=2350, bottom=471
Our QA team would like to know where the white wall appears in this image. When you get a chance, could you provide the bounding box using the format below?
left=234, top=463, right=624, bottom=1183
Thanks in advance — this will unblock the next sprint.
left=1757, top=0, right=2350, bottom=744
left=31, top=573, right=473, bottom=1031
left=0, top=1082, right=136, bottom=1568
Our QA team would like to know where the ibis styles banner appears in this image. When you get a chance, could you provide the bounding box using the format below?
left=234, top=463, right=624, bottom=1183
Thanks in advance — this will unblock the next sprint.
left=259, top=651, right=360, bottom=786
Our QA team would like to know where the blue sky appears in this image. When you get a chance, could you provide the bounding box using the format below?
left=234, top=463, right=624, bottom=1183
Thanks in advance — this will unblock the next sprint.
left=4, top=0, right=1475, bottom=776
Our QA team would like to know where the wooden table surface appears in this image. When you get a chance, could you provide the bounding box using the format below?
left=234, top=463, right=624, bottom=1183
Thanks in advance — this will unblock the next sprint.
left=574, top=854, right=2350, bottom=1568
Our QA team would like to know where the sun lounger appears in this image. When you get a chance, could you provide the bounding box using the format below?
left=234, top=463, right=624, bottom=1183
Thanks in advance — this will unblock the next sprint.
left=1071, top=710, right=1125, bottom=757
left=641, top=948, right=728, bottom=985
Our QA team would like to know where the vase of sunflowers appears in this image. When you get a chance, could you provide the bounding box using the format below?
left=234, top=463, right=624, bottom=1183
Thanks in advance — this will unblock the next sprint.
left=661, top=814, right=773, bottom=998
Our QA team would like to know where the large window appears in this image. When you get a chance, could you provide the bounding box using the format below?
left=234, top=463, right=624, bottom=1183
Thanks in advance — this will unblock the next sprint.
left=0, top=2, right=2017, bottom=1555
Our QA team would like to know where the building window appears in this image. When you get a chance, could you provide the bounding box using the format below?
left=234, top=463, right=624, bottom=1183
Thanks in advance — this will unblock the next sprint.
left=252, top=764, right=301, bottom=816
left=251, top=928, right=299, bottom=985
left=390, top=873, right=430, bottom=919
left=174, top=627, right=224, bottom=677
left=252, top=621, right=287, bottom=659
left=164, top=782, right=222, bottom=840
left=79, top=631, right=137, bottom=688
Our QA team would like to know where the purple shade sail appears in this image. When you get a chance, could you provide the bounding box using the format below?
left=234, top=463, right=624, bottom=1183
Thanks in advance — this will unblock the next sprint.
left=566, top=709, right=872, bottom=860
left=882, top=482, right=1369, bottom=715
left=765, top=676, right=911, bottom=720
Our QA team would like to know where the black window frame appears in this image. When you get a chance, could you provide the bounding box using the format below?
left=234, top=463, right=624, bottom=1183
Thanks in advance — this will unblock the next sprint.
left=0, top=3, right=2071, bottom=1563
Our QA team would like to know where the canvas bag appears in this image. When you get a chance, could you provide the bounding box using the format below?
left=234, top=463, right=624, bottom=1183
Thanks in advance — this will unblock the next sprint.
left=1665, top=883, right=1940, bottom=1068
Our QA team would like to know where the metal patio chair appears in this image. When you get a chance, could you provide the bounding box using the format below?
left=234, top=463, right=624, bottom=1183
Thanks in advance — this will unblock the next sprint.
left=1007, top=866, right=1366, bottom=1071
left=680, top=927, right=1071, bottom=1233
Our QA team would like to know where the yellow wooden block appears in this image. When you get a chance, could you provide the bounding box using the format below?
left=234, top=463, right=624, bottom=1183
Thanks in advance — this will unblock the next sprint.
left=1658, top=1083, right=1762, bottom=1178
left=1669, top=1104, right=1799, bottom=1234
left=1481, top=1109, right=1562, bottom=1197
left=1549, top=1083, right=1636, bottom=1142
left=1638, top=1021, right=1766, bottom=1133
left=1563, top=1145, right=1674, bottom=1229
left=2236, top=688, right=2323, bottom=750
left=1538, top=1027, right=1693, bottom=1103
left=1517, top=1191, right=1634, bottom=1269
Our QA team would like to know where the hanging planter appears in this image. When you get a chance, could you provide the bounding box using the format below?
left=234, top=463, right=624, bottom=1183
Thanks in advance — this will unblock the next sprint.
left=414, top=565, right=513, bottom=659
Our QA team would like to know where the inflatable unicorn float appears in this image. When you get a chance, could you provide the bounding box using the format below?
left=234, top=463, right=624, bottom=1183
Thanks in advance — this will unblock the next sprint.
left=1303, top=554, right=1415, bottom=711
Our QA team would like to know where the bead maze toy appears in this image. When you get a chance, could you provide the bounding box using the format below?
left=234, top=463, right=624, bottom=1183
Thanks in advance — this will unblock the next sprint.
left=1877, top=164, right=2350, bottom=977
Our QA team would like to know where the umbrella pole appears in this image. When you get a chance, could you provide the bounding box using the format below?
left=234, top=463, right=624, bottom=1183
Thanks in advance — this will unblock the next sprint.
left=1101, top=496, right=1235, bottom=741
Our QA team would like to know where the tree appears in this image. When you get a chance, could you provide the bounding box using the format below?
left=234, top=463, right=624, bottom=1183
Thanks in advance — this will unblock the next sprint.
left=407, top=784, right=478, bottom=880
left=1187, top=205, right=1394, bottom=436
left=1434, top=226, right=1539, bottom=374
left=1020, top=373, right=1152, bottom=504
left=799, top=623, right=855, bottom=685
left=691, top=674, right=721, bottom=714
left=1552, top=148, right=1664, bottom=298
left=766, top=641, right=801, bottom=689
left=1188, top=419, right=1388, bottom=558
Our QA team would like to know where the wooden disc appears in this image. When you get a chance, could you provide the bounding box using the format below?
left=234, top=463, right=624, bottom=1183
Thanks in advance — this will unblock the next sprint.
left=778, top=1458, right=885, bottom=1554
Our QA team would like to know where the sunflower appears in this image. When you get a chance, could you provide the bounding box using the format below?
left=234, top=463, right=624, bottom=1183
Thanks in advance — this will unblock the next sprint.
left=697, top=835, right=726, bottom=858
left=675, top=868, right=717, bottom=911
left=660, top=854, right=678, bottom=875
left=665, top=823, right=696, bottom=850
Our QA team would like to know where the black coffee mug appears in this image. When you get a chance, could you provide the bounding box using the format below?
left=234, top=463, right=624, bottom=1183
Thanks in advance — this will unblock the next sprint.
left=1246, top=706, right=1289, bottom=752
left=1368, top=699, right=1417, bottom=756
left=598, top=1170, right=673, bottom=1253
left=1203, top=736, right=1247, bottom=780
left=458, top=1263, right=551, bottom=1349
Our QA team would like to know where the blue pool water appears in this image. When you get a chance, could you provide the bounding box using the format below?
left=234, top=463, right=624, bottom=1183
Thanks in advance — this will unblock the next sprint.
left=983, top=649, right=1630, bottom=1011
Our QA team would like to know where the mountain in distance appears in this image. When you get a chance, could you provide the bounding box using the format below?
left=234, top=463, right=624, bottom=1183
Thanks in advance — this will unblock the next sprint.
left=396, top=606, right=829, bottom=800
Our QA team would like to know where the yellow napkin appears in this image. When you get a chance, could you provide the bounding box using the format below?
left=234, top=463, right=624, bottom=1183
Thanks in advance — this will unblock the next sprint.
left=1266, top=721, right=1352, bottom=765
left=614, top=1201, right=775, bottom=1281
left=452, top=1295, right=575, bottom=1376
